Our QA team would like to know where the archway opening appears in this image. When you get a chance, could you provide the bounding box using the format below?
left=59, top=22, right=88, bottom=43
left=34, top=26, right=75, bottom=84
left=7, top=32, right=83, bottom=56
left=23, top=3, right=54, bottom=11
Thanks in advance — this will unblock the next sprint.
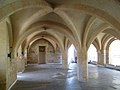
left=68, top=44, right=77, bottom=69
left=88, top=44, right=98, bottom=64
left=109, top=40, right=120, bottom=66
left=28, top=39, right=62, bottom=64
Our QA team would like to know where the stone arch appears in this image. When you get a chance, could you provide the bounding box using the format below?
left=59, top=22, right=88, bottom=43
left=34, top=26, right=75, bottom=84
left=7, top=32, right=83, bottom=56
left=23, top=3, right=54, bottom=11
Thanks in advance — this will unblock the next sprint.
left=25, top=34, right=63, bottom=53
left=28, top=37, right=56, bottom=52
left=54, top=10, right=80, bottom=45
left=101, top=34, right=114, bottom=50
left=13, top=21, right=77, bottom=57
left=104, top=28, right=120, bottom=40
left=106, top=38, right=116, bottom=51
left=0, top=1, right=119, bottom=55
left=87, top=24, right=110, bottom=47
left=55, top=3, right=120, bottom=30
left=6, top=18, right=13, bottom=48
left=83, top=16, right=96, bottom=46
left=86, top=24, right=110, bottom=48
left=106, top=38, right=120, bottom=65
left=18, top=8, right=52, bottom=36
left=0, top=0, right=52, bottom=22
left=56, top=4, right=120, bottom=49
left=0, top=1, right=119, bottom=31
left=92, top=38, right=100, bottom=51
left=102, top=28, right=120, bottom=50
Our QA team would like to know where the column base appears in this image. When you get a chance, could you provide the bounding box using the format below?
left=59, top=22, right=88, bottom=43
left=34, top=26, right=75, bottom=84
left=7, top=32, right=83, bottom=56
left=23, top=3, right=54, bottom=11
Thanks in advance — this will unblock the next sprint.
left=77, top=70, right=88, bottom=82
left=62, top=64, right=69, bottom=69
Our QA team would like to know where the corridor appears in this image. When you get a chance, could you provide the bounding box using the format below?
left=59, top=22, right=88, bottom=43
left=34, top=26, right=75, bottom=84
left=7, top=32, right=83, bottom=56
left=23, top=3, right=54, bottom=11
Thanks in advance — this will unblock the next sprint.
left=10, top=64, right=120, bottom=90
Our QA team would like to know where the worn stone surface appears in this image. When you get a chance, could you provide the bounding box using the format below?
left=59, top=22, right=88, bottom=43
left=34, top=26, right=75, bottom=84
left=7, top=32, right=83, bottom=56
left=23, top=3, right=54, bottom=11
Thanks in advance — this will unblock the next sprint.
left=0, top=0, right=120, bottom=90
left=10, top=64, right=120, bottom=90
left=28, top=39, right=62, bottom=64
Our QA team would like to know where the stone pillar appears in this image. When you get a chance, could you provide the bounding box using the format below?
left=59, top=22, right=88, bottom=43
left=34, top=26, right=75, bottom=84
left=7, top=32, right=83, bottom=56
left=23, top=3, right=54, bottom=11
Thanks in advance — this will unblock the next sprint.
left=62, top=50, right=68, bottom=69
left=106, top=50, right=109, bottom=64
left=77, top=47, right=88, bottom=81
left=17, top=55, right=25, bottom=73
left=97, top=50, right=106, bottom=65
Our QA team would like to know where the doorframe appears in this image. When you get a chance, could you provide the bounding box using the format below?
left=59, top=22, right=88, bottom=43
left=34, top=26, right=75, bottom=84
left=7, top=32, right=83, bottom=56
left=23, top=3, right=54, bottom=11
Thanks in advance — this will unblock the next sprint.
left=37, top=44, right=48, bottom=64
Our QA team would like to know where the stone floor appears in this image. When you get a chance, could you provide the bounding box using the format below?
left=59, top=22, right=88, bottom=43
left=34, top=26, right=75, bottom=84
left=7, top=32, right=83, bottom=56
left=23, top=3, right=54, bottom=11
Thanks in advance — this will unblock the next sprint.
left=10, top=63, right=120, bottom=90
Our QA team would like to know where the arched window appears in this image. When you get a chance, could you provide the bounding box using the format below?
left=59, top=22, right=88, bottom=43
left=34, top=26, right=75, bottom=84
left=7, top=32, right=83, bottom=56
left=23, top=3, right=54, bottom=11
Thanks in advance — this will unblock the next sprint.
left=109, top=40, right=120, bottom=66
left=88, top=44, right=98, bottom=62
left=68, top=44, right=76, bottom=64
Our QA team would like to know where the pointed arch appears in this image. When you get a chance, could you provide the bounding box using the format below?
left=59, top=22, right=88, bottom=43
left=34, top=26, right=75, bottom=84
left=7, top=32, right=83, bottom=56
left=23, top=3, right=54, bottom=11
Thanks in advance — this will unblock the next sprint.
left=83, top=16, right=96, bottom=46
left=0, top=0, right=52, bottom=22
left=55, top=4, right=120, bottom=31
left=54, top=10, right=80, bottom=46
left=13, top=21, right=77, bottom=56
left=86, top=23, right=110, bottom=48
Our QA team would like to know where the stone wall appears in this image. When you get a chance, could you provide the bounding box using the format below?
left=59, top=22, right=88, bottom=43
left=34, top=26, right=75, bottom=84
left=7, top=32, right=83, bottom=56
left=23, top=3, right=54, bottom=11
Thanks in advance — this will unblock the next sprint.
left=7, top=58, right=17, bottom=90
left=0, top=19, right=17, bottom=90
left=0, top=18, right=8, bottom=90
left=28, top=39, right=62, bottom=64
left=16, top=45, right=25, bottom=73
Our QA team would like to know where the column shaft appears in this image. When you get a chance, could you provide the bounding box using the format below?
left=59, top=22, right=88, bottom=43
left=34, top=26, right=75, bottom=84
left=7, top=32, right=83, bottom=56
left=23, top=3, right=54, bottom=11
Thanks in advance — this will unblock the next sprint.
left=77, top=47, right=88, bottom=81
left=62, top=50, right=68, bottom=69
left=97, top=50, right=106, bottom=65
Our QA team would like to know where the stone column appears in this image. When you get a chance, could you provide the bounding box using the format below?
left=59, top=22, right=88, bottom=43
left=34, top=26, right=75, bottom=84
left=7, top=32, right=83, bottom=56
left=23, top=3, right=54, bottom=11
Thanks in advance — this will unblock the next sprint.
left=62, top=50, right=68, bottom=69
left=106, top=50, right=109, bottom=64
left=77, top=47, right=88, bottom=81
left=17, top=53, right=25, bottom=73
left=97, top=50, right=106, bottom=65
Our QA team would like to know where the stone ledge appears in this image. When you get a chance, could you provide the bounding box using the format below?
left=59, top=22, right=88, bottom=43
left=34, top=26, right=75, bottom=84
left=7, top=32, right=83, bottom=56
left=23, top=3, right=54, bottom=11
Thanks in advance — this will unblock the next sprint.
left=115, top=66, right=120, bottom=71
left=105, top=64, right=120, bottom=71
left=105, top=64, right=115, bottom=69
left=89, top=63, right=120, bottom=71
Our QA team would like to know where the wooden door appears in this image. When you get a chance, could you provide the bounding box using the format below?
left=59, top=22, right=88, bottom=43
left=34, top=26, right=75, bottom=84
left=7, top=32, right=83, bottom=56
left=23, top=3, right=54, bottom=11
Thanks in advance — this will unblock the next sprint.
left=38, top=46, right=46, bottom=64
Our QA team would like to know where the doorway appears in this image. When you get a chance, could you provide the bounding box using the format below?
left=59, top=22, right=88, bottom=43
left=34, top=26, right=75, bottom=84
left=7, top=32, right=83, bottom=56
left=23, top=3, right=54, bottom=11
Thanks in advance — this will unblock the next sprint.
left=38, top=46, right=46, bottom=64
left=109, top=40, right=120, bottom=65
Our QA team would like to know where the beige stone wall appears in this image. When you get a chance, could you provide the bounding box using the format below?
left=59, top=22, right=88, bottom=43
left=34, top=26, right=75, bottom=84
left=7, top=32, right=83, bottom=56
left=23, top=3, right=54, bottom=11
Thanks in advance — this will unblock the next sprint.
left=6, top=58, right=17, bottom=89
left=0, top=19, right=17, bottom=90
left=0, top=19, right=8, bottom=90
left=0, top=0, right=119, bottom=86
left=28, top=39, right=62, bottom=64
left=16, top=45, right=25, bottom=73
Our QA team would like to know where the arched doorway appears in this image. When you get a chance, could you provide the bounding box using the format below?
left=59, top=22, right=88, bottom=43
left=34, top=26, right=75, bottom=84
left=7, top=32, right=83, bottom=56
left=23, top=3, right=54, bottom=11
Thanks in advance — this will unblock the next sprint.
left=68, top=44, right=77, bottom=69
left=88, top=44, right=98, bottom=64
left=109, top=40, right=120, bottom=66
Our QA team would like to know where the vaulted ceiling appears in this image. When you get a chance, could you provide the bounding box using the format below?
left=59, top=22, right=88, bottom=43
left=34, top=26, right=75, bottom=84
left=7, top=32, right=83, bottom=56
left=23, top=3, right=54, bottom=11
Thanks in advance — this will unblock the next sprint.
left=0, top=0, right=120, bottom=54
